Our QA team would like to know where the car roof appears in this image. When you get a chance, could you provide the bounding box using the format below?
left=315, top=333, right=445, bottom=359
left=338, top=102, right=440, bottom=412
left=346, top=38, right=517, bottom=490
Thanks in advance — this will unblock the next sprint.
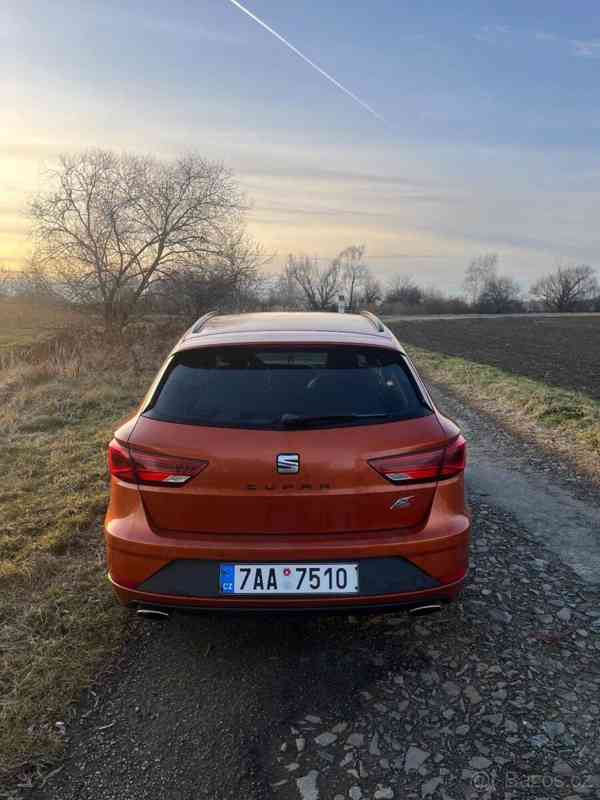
left=174, top=311, right=405, bottom=354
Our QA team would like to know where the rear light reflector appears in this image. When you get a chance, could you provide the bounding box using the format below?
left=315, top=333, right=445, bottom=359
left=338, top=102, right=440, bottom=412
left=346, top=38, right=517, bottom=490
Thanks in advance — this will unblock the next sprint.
left=369, top=434, right=467, bottom=484
left=108, top=439, right=208, bottom=486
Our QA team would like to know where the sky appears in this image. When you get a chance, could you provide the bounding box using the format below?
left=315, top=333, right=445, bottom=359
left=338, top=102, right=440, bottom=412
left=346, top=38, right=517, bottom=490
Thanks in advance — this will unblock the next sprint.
left=2, top=0, right=600, bottom=293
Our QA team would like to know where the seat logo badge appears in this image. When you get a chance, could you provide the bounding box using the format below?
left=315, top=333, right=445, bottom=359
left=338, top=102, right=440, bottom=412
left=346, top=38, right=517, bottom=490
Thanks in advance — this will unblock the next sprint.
left=391, top=496, right=414, bottom=510
left=277, top=453, right=300, bottom=474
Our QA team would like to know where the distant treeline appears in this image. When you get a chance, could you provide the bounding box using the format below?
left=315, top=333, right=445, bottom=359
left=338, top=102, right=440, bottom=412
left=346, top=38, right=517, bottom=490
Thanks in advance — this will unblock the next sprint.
left=1, top=149, right=598, bottom=327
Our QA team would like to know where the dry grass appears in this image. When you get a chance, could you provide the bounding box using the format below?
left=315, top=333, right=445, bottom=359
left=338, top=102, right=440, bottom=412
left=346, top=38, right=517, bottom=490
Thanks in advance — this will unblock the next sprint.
left=0, top=316, right=182, bottom=786
left=409, top=345, right=600, bottom=483
left=0, top=299, right=82, bottom=353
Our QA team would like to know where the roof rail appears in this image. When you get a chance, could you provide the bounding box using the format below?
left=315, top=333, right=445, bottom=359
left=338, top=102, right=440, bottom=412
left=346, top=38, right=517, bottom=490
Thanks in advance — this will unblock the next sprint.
left=190, top=310, right=219, bottom=334
left=360, top=310, right=385, bottom=332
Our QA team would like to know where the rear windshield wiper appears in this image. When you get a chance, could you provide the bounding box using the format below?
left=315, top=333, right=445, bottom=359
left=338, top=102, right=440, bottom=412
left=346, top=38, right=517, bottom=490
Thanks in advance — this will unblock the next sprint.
left=280, top=412, right=389, bottom=427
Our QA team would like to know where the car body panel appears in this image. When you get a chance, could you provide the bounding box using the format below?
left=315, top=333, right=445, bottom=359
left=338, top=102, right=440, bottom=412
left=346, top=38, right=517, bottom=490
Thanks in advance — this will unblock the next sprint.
left=126, top=414, right=446, bottom=534
left=104, top=312, right=470, bottom=612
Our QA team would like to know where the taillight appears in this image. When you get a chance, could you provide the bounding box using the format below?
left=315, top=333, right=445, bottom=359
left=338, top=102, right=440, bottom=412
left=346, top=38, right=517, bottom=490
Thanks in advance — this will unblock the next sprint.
left=368, top=434, right=466, bottom=484
left=440, top=434, right=467, bottom=478
left=108, top=439, right=208, bottom=486
left=369, top=448, right=445, bottom=484
left=108, top=439, right=136, bottom=483
left=129, top=448, right=208, bottom=485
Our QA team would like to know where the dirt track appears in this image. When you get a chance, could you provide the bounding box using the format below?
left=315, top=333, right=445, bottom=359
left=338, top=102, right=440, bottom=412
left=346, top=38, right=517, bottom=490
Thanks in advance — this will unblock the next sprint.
left=30, top=383, right=600, bottom=800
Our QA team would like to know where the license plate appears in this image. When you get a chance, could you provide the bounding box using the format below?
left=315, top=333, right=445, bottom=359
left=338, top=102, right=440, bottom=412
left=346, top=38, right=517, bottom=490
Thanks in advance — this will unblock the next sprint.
left=219, top=563, right=359, bottom=595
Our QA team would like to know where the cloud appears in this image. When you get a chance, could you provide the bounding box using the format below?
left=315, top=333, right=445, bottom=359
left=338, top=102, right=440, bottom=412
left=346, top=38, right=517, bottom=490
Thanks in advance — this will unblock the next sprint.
left=241, top=164, right=437, bottom=189
left=476, top=27, right=600, bottom=63
left=0, top=204, right=25, bottom=217
left=138, top=16, right=244, bottom=45
left=0, top=140, right=66, bottom=161
left=266, top=251, right=452, bottom=263
left=251, top=190, right=458, bottom=221
left=0, top=221, right=28, bottom=237
left=571, top=39, right=600, bottom=58
left=474, top=25, right=510, bottom=44
left=90, top=7, right=244, bottom=46
left=252, top=204, right=388, bottom=220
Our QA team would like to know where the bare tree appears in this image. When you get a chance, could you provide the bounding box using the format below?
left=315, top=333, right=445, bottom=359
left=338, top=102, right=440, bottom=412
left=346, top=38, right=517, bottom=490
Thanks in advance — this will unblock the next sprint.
left=286, top=254, right=341, bottom=310
left=154, top=230, right=266, bottom=317
left=463, top=253, right=499, bottom=306
left=265, top=265, right=306, bottom=310
left=385, top=275, right=423, bottom=307
left=361, top=274, right=382, bottom=307
left=333, top=245, right=368, bottom=312
left=477, top=275, right=522, bottom=313
left=530, top=264, right=598, bottom=312
left=29, top=149, right=249, bottom=328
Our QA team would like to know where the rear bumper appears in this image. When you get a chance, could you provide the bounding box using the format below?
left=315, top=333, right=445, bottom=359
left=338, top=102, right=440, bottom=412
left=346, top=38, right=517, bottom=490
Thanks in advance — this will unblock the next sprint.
left=109, top=572, right=466, bottom=612
left=105, top=484, right=470, bottom=610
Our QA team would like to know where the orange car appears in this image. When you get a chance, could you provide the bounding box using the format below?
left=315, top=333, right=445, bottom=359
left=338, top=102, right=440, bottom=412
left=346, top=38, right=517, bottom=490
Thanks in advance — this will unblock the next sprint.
left=105, top=311, right=469, bottom=618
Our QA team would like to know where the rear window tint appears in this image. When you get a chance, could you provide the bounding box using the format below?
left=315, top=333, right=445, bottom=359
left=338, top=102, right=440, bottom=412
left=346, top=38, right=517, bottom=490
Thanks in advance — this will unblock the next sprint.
left=144, top=346, right=431, bottom=429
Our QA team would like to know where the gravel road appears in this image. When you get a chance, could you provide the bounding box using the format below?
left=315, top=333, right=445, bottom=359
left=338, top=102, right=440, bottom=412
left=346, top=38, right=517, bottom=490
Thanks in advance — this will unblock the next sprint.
left=32, top=385, right=600, bottom=800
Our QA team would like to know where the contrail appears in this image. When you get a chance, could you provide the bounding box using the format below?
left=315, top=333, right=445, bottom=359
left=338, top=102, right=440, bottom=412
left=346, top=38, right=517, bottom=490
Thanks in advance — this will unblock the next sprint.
left=226, top=0, right=385, bottom=123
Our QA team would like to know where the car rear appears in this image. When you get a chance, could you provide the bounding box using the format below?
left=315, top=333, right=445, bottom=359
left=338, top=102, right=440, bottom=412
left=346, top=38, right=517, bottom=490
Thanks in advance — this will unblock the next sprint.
left=104, top=314, right=470, bottom=613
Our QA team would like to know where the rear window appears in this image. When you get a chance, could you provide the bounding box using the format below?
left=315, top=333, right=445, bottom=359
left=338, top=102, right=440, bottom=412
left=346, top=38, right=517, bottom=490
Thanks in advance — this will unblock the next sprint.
left=144, top=346, right=431, bottom=429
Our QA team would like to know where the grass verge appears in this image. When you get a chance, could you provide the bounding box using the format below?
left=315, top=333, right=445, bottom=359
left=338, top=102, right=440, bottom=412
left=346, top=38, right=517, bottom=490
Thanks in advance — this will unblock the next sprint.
left=0, top=319, right=180, bottom=787
left=409, top=345, right=600, bottom=482
left=0, top=299, right=82, bottom=354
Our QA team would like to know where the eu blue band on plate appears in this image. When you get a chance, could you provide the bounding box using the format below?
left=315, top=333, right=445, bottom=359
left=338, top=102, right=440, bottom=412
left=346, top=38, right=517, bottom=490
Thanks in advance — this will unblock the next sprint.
left=220, top=564, right=235, bottom=593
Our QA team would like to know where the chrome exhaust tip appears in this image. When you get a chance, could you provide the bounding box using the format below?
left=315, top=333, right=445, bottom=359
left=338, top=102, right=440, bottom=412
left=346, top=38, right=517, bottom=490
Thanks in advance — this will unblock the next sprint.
left=408, top=603, right=442, bottom=617
left=136, top=606, right=171, bottom=620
